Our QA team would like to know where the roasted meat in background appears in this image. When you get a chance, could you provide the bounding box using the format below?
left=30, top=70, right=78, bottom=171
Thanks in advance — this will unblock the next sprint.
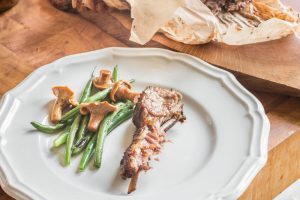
left=49, top=0, right=74, bottom=11
left=50, top=0, right=300, bottom=45
left=120, top=87, right=186, bottom=193
left=202, top=0, right=252, bottom=13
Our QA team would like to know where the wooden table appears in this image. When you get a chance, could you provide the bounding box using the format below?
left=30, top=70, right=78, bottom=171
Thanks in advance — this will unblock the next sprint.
left=0, top=0, right=300, bottom=199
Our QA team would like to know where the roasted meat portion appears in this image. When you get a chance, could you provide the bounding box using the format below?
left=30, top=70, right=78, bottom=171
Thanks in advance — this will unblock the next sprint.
left=51, top=0, right=251, bottom=13
left=49, top=0, right=75, bottom=11
left=49, top=0, right=128, bottom=12
left=201, top=0, right=252, bottom=13
left=120, top=87, right=186, bottom=193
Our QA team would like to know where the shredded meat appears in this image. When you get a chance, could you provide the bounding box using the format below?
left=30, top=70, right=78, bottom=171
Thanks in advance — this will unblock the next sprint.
left=49, top=0, right=76, bottom=11
left=50, top=0, right=252, bottom=14
left=120, top=86, right=186, bottom=193
left=201, top=0, right=252, bottom=13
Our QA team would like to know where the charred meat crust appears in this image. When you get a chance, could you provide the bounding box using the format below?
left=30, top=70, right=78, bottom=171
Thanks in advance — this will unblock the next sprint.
left=120, top=86, right=186, bottom=193
left=202, top=0, right=253, bottom=13
left=133, top=87, right=185, bottom=128
left=49, top=0, right=76, bottom=11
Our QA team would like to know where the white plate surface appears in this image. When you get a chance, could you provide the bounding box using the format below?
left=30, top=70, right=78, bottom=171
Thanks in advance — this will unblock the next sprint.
left=275, top=179, right=300, bottom=200
left=0, top=47, right=269, bottom=200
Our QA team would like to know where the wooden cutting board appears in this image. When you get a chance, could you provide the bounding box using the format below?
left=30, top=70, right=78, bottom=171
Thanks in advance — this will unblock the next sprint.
left=78, top=0, right=300, bottom=97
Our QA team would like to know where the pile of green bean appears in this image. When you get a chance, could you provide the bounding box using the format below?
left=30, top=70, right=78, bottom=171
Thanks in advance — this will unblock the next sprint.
left=31, top=66, right=134, bottom=171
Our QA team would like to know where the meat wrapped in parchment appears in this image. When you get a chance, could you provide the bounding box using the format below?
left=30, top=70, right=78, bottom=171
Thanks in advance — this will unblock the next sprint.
left=120, top=86, right=186, bottom=193
left=133, top=0, right=300, bottom=45
left=53, top=0, right=300, bottom=45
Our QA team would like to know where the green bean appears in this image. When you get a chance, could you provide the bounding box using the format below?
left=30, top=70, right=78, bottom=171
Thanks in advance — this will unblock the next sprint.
left=86, top=78, right=134, bottom=103
left=79, top=135, right=96, bottom=171
left=74, top=107, right=132, bottom=155
left=74, top=72, right=94, bottom=143
left=94, top=103, right=126, bottom=168
left=60, top=73, right=97, bottom=123
left=79, top=107, right=133, bottom=171
left=79, top=72, right=94, bottom=103
left=107, top=108, right=133, bottom=134
left=30, top=121, right=66, bottom=134
left=52, top=126, right=70, bottom=148
left=93, top=114, right=113, bottom=168
left=60, top=79, right=134, bottom=123
left=65, top=115, right=82, bottom=166
left=60, top=79, right=135, bottom=123
left=75, top=115, right=89, bottom=144
left=52, top=72, right=94, bottom=149
left=112, top=65, right=119, bottom=82
left=32, top=71, right=94, bottom=132
left=72, top=132, right=93, bottom=156
left=86, top=87, right=111, bottom=103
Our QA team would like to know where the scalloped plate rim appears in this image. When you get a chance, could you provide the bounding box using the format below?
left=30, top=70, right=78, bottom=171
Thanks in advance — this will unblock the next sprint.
left=0, top=47, right=270, bottom=200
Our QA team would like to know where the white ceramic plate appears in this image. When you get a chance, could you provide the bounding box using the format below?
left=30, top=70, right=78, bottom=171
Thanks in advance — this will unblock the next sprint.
left=0, top=48, right=269, bottom=200
left=275, top=179, right=300, bottom=200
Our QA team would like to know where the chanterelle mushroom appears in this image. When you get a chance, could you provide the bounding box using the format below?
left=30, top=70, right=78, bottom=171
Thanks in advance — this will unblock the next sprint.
left=110, top=80, right=140, bottom=102
left=80, top=101, right=117, bottom=132
left=51, top=86, right=78, bottom=123
left=93, top=69, right=113, bottom=90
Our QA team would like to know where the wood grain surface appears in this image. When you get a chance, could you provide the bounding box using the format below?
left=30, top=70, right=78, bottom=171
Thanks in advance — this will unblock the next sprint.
left=0, top=0, right=300, bottom=199
left=240, top=130, right=300, bottom=200
left=78, top=0, right=300, bottom=97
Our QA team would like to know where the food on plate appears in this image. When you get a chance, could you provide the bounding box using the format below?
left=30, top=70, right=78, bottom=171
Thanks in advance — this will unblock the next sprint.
left=120, top=86, right=186, bottom=193
left=80, top=101, right=117, bottom=132
left=93, top=69, right=113, bottom=89
left=50, top=86, right=78, bottom=123
left=31, top=66, right=136, bottom=169
left=31, top=121, right=67, bottom=134
left=94, top=101, right=135, bottom=167
left=30, top=66, right=186, bottom=193
left=53, top=0, right=300, bottom=45
left=79, top=101, right=134, bottom=170
left=110, top=80, right=140, bottom=102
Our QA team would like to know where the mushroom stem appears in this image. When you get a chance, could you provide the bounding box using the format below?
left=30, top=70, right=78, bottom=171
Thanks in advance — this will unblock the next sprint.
left=51, top=101, right=63, bottom=123
left=110, top=80, right=140, bottom=102
left=80, top=101, right=117, bottom=132
left=88, top=115, right=105, bottom=132
left=50, top=86, right=77, bottom=123
left=119, top=87, right=140, bottom=102
left=93, top=70, right=113, bottom=90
